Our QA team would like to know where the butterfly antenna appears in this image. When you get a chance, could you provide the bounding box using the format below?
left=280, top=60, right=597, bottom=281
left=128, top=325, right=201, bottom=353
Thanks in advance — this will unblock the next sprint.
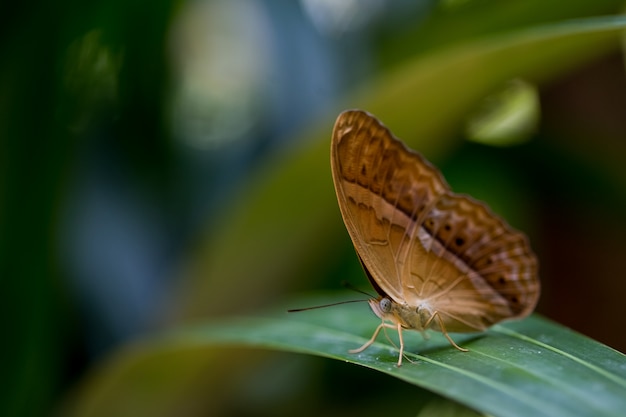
left=287, top=299, right=366, bottom=313
left=340, top=280, right=376, bottom=298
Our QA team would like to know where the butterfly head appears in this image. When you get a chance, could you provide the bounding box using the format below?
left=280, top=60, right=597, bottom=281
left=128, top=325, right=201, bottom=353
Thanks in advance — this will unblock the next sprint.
left=368, top=297, right=391, bottom=317
left=369, top=296, right=438, bottom=333
left=368, top=296, right=408, bottom=327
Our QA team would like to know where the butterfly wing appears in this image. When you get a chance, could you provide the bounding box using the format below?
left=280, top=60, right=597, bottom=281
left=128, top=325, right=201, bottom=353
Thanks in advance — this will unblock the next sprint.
left=331, top=110, right=449, bottom=302
left=331, top=110, right=539, bottom=333
left=408, top=192, right=539, bottom=331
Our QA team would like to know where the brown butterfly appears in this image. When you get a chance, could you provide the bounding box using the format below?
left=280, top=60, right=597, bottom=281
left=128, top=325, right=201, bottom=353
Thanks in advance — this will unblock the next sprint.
left=331, top=110, right=540, bottom=366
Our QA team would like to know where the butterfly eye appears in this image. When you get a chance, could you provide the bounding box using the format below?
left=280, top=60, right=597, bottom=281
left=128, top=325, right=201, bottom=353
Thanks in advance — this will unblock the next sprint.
left=380, top=298, right=392, bottom=312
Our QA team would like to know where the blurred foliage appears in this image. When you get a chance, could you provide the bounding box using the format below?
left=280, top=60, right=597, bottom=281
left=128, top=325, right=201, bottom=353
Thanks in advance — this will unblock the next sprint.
left=2, top=1, right=626, bottom=416
left=1, top=2, right=174, bottom=416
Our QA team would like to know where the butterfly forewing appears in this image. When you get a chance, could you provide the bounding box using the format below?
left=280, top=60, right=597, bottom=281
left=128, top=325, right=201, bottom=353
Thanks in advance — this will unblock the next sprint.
left=331, top=110, right=539, bottom=335
left=331, top=111, right=447, bottom=302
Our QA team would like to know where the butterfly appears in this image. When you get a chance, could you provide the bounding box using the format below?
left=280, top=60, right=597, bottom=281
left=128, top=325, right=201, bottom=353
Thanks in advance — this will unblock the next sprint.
left=330, top=110, right=540, bottom=366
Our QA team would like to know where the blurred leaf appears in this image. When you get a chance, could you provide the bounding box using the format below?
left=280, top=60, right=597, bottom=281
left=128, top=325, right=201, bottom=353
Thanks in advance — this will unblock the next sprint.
left=63, top=293, right=626, bottom=417
left=379, top=0, right=624, bottom=58
left=361, top=15, right=626, bottom=142
left=417, top=396, right=485, bottom=417
left=465, top=79, right=539, bottom=146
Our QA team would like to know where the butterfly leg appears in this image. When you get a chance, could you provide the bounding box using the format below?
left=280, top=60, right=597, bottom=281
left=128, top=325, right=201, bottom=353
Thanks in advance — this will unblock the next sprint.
left=349, top=322, right=389, bottom=353
left=350, top=322, right=406, bottom=366
left=425, top=311, right=469, bottom=352
left=395, top=322, right=405, bottom=366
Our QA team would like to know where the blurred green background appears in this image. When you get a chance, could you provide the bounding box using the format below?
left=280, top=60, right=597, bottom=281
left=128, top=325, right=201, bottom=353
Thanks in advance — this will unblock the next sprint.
left=2, top=1, right=626, bottom=416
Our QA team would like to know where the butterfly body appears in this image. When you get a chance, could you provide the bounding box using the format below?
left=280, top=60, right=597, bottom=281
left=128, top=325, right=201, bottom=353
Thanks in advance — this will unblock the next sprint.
left=331, top=110, right=540, bottom=366
left=368, top=297, right=433, bottom=332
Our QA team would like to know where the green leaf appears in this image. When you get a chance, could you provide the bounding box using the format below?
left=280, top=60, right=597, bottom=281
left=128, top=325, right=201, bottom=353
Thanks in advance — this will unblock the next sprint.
left=62, top=294, right=626, bottom=417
